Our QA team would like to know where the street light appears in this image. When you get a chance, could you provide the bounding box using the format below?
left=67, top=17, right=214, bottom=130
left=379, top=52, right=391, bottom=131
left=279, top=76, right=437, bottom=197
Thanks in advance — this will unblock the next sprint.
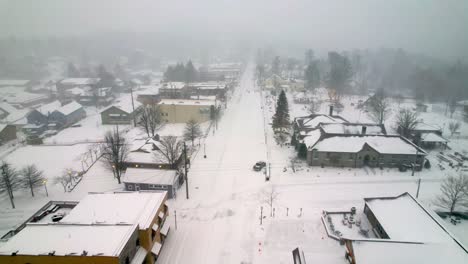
left=43, top=179, right=49, bottom=197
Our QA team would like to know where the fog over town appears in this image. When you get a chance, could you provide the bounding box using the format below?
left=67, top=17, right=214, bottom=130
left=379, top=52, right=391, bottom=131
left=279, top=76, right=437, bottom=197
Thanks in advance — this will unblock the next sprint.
left=0, top=1, right=467, bottom=264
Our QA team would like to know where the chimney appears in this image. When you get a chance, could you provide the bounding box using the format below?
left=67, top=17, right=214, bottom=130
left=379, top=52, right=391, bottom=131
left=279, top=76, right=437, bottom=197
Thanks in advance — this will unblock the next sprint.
left=329, top=105, right=334, bottom=116
left=361, top=126, right=367, bottom=135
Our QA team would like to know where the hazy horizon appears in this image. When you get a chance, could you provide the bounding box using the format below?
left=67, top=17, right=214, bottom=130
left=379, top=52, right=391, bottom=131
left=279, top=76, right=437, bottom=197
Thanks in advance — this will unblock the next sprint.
left=1, top=0, right=468, bottom=60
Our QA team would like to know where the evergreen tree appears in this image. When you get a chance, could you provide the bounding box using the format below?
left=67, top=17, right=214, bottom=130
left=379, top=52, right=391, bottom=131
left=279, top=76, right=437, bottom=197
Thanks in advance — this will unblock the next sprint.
left=272, top=90, right=290, bottom=131
left=185, top=60, right=197, bottom=83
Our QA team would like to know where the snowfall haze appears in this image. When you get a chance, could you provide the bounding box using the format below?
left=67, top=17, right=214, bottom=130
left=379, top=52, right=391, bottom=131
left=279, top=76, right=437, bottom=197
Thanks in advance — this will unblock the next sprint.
left=0, top=0, right=467, bottom=59
left=0, top=1, right=468, bottom=264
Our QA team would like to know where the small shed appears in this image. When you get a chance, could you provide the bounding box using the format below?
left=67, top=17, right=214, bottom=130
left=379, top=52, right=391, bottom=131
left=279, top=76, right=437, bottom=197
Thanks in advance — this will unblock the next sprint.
left=123, top=168, right=180, bottom=198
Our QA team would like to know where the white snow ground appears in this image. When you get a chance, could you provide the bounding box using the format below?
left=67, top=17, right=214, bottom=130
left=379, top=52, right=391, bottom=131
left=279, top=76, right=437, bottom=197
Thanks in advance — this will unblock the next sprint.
left=0, top=64, right=467, bottom=263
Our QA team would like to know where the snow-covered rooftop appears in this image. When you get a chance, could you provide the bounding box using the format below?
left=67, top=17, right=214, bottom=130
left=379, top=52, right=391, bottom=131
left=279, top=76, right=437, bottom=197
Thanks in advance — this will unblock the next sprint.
left=414, top=122, right=441, bottom=131
left=351, top=240, right=468, bottom=264
left=365, top=194, right=454, bottom=242
left=313, top=135, right=425, bottom=155
left=161, top=82, right=186, bottom=89
left=421, top=132, right=448, bottom=143
left=159, top=99, right=215, bottom=106
left=35, top=100, right=62, bottom=115
left=321, top=123, right=385, bottom=135
left=56, top=101, right=83, bottom=116
left=60, top=78, right=100, bottom=86
left=123, top=168, right=178, bottom=185
left=62, top=192, right=166, bottom=229
left=0, top=223, right=137, bottom=257
left=108, top=94, right=142, bottom=113
left=303, top=130, right=322, bottom=148
left=296, top=114, right=347, bottom=130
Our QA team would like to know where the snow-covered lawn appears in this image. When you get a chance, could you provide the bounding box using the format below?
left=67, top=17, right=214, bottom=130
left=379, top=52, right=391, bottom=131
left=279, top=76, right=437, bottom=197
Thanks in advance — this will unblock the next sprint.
left=44, top=108, right=131, bottom=144
left=4, top=144, right=93, bottom=180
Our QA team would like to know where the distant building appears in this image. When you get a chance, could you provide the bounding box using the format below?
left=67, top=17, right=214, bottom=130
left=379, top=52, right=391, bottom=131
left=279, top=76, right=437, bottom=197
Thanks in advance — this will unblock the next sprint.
left=187, top=82, right=228, bottom=100
left=158, top=82, right=188, bottom=99
left=101, top=94, right=142, bottom=125
left=0, top=124, right=16, bottom=144
left=123, top=168, right=181, bottom=198
left=398, top=122, right=448, bottom=149
left=158, top=99, right=216, bottom=123
left=415, top=102, right=428, bottom=112
left=0, top=192, right=170, bottom=264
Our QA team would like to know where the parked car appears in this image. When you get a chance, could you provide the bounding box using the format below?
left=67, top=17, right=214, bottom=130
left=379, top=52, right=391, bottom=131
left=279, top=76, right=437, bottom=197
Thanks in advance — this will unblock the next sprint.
left=253, top=161, right=266, bottom=171
left=51, top=213, right=65, bottom=222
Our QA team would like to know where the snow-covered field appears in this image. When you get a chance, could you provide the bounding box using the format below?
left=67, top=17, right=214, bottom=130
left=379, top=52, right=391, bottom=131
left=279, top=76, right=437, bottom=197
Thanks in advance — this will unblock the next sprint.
left=0, top=64, right=467, bottom=263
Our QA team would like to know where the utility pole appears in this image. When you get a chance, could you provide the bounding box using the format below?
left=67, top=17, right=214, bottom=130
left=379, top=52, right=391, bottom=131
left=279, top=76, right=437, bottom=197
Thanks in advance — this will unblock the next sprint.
left=1, top=163, right=15, bottom=209
left=174, top=210, right=177, bottom=230
left=416, top=178, right=421, bottom=198
left=130, top=85, right=136, bottom=127
left=260, top=206, right=263, bottom=225
left=184, top=142, right=189, bottom=199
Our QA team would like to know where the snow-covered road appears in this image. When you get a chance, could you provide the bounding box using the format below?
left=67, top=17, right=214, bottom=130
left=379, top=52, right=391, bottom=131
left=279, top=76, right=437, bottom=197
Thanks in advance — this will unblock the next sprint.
left=156, top=64, right=448, bottom=264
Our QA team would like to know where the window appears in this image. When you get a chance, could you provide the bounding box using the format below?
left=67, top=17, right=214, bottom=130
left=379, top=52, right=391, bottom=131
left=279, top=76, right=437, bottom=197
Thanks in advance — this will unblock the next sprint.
left=313, top=151, right=318, bottom=159
left=136, top=239, right=140, bottom=247
left=349, top=153, right=354, bottom=159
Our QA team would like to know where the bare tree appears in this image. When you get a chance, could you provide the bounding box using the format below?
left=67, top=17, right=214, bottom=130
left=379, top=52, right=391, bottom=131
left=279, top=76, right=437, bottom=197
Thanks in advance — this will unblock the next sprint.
left=367, top=91, right=390, bottom=124
left=183, top=119, right=203, bottom=146
left=139, top=105, right=163, bottom=138
left=435, top=173, right=468, bottom=214
left=395, top=108, right=419, bottom=138
left=448, top=121, right=461, bottom=137
left=54, top=175, right=71, bottom=192
left=156, top=136, right=183, bottom=169
left=0, top=162, right=20, bottom=209
left=20, top=165, right=45, bottom=197
left=261, top=186, right=279, bottom=217
left=101, top=127, right=128, bottom=184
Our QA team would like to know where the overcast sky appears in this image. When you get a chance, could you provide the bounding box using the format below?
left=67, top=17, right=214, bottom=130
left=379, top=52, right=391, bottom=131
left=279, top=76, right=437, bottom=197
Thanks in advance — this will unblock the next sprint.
left=1, top=0, right=467, bottom=59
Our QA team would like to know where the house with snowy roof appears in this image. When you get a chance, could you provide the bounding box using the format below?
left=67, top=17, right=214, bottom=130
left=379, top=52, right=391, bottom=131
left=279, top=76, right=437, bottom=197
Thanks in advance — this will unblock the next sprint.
left=307, top=134, right=426, bottom=168
left=0, top=191, right=170, bottom=264
left=101, top=94, right=143, bottom=125
left=125, top=138, right=185, bottom=170
left=398, top=122, right=448, bottom=149
left=123, top=168, right=181, bottom=198
left=25, top=101, right=85, bottom=133
left=297, top=193, right=468, bottom=264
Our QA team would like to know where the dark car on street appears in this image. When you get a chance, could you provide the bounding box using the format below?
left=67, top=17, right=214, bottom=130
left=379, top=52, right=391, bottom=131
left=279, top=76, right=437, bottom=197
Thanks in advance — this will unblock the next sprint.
left=253, top=161, right=266, bottom=171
